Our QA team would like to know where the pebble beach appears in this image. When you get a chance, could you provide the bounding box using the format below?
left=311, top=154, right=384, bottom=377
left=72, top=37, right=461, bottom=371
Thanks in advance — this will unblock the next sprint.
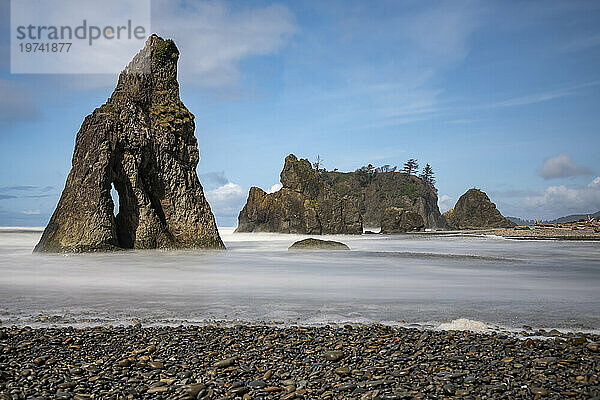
left=1, top=324, right=598, bottom=400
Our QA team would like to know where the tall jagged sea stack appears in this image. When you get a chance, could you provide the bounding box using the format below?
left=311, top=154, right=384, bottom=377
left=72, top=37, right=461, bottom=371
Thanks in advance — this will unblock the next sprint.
left=35, top=35, right=224, bottom=252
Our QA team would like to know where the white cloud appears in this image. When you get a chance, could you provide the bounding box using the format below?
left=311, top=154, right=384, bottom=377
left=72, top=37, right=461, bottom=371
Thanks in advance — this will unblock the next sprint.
left=267, top=183, right=282, bottom=193
left=523, top=176, right=600, bottom=217
left=153, top=0, right=297, bottom=87
left=21, top=209, right=41, bottom=215
left=538, top=154, right=593, bottom=179
left=205, top=182, right=246, bottom=218
left=206, top=182, right=244, bottom=202
left=438, top=194, right=454, bottom=212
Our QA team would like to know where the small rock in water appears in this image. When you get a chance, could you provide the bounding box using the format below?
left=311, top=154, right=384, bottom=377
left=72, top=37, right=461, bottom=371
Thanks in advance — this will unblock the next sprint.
left=288, top=238, right=350, bottom=250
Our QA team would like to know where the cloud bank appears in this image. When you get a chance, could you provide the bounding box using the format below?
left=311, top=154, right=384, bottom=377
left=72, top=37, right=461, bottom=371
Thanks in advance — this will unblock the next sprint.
left=523, top=176, right=600, bottom=217
left=538, top=154, right=593, bottom=179
left=205, top=182, right=246, bottom=226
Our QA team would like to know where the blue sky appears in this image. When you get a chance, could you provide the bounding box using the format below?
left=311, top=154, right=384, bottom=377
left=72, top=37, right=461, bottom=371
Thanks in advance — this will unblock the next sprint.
left=1, top=0, right=600, bottom=226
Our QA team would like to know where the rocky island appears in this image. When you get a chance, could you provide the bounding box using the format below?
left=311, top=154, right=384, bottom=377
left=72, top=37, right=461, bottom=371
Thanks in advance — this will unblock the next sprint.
left=34, top=35, right=224, bottom=252
left=237, top=156, right=447, bottom=234
left=443, top=188, right=516, bottom=230
left=236, top=155, right=363, bottom=234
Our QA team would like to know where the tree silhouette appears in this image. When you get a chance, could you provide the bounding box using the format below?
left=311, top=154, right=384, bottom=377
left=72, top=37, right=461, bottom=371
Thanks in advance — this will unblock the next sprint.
left=419, top=164, right=437, bottom=190
left=312, top=155, right=324, bottom=172
left=402, top=159, right=419, bottom=175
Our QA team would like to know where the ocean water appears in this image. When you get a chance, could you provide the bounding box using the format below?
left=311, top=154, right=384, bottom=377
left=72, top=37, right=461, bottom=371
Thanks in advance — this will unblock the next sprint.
left=0, top=227, right=599, bottom=332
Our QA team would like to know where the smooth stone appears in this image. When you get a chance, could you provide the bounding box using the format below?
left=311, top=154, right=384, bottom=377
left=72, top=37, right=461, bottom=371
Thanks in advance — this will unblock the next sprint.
left=570, top=337, right=587, bottom=345
left=248, top=380, right=266, bottom=388
left=323, top=351, right=344, bottom=362
left=116, top=359, right=131, bottom=367
left=148, top=361, right=163, bottom=370
left=443, top=383, right=456, bottom=395
left=531, top=387, right=550, bottom=396
left=523, top=338, right=535, bottom=348
left=335, top=367, right=351, bottom=376
left=337, top=383, right=357, bottom=392
left=214, top=357, right=236, bottom=368
left=147, top=387, right=168, bottom=394
left=181, top=384, right=205, bottom=397
left=229, top=387, right=249, bottom=396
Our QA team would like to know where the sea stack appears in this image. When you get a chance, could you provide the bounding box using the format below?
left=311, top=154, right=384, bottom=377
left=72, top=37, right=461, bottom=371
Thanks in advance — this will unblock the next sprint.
left=35, top=35, right=224, bottom=252
left=443, top=188, right=516, bottom=229
left=236, top=154, right=363, bottom=234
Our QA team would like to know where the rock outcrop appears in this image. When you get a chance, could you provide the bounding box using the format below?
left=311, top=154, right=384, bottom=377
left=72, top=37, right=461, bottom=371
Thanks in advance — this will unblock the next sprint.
left=322, top=171, right=445, bottom=230
left=442, top=188, right=516, bottom=229
left=288, top=238, right=350, bottom=250
left=380, top=207, right=425, bottom=233
left=236, top=155, right=362, bottom=234
left=35, top=35, right=224, bottom=252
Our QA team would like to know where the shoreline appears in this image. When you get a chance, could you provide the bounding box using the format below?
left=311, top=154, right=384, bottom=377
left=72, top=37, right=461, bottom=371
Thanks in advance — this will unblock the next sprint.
left=3, top=226, right=600, bottom=241
left=403, top=228, right=600, bottom=241
left=1, top=324, right=598, bottom=399
left=471, top=228, right=600, bottom=241
left=1, top=317, right=599, bottom=338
